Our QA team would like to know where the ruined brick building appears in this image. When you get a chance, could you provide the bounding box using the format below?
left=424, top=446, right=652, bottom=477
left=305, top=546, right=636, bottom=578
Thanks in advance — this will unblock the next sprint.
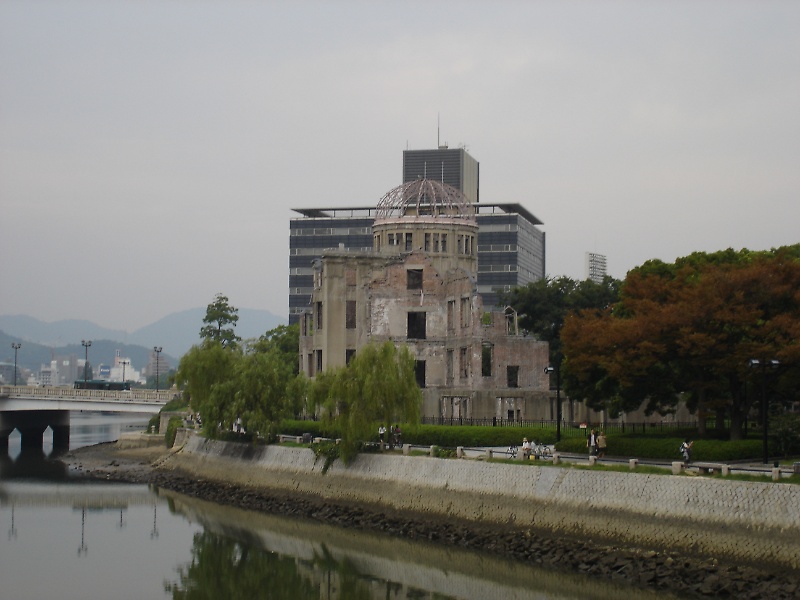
left=299, top=178, right=552, bottom=421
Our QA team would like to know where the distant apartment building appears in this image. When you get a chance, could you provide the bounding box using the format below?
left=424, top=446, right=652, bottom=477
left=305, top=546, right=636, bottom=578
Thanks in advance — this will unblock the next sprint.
left=289, top=147, right=545, bottom=323
left=109, top=350, right=140, bottom=383
left=145, top=349, right=170, bottom=380
left=0, top=362, right=20, bottom=385
left=585, top=252, right=607, bottom=284
left=38, top=354, right=80, bottom=386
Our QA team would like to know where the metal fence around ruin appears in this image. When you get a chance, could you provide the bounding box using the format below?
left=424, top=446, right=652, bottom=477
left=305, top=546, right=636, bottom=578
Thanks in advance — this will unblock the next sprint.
left=419, top=416, right=700, bottom=437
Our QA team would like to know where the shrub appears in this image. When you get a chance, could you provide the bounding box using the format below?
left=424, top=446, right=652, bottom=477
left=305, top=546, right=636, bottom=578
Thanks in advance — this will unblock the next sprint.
left=147, top=414, right=160, bottom=433
left=772, top=413, right=800, bottom=457
left=164, top=416, right=184, bottom=448
left=311, top=439, right=340, bottom=474
left=161, top=396, right=190, bottom=413
left=431, top=446, right=458, bottom=458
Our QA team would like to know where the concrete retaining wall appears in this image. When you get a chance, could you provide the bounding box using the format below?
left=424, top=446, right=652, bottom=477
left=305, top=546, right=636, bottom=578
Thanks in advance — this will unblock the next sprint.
left=166, top=434, right=800, bottom=569
left=116, top=432, right=167, bottom=449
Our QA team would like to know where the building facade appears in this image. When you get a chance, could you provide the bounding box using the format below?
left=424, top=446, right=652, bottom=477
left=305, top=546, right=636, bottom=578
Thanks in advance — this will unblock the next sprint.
left=289, top=148, right=545, bottom=323
left=299, top=179, right=551, bottom=421
left=585, top=252, right=607, bottom=284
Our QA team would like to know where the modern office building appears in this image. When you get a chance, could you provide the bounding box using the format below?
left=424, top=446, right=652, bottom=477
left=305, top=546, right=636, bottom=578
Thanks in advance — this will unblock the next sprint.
left=289, top=208, right=375, bottom=324
left=475, top=203, right=545, bottom=308
left=289, top=147, right=545, bottom=323
left=585, top=252, right=607, bottom=284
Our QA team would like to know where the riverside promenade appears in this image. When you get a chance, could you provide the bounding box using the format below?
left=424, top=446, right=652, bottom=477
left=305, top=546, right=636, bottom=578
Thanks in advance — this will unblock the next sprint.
left=162, top=431, right=800, bottom=572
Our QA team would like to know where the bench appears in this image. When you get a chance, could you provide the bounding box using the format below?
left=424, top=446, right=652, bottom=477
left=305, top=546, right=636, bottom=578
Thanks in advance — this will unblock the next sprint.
left=692, top=462, right=730, bottom=476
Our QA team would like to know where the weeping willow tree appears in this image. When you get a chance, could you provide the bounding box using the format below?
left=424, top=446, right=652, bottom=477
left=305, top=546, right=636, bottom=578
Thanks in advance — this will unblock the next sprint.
left=311, top=341, right=422, bottom=463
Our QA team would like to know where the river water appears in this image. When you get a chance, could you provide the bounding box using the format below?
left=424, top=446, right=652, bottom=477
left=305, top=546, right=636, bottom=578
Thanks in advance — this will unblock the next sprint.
left=0, top=413, right=674, bottom=600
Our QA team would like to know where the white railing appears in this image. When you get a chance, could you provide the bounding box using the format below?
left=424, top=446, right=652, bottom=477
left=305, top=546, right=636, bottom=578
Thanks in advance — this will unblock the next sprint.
left=0, top=385, right=177, bottom=405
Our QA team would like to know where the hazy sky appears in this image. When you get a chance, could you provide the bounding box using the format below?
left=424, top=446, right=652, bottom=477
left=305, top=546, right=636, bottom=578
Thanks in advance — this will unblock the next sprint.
left=2, top=1, right=798, bottom=332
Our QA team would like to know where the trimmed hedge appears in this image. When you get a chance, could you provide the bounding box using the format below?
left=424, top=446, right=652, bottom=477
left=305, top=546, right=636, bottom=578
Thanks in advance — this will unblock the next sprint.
left=278, top=421, right=777, bottom=462
left=279, top=419, right=338, bottom=439
left=555, top=435, right=767, bottom=462
left=406, top=425, right=555, bottom=448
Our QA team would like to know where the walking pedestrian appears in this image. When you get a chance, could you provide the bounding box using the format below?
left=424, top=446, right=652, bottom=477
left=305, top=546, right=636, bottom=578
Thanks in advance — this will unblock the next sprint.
left=587, top=429, right=598, bottom=456
left=597, top=431, right=607, bottom=458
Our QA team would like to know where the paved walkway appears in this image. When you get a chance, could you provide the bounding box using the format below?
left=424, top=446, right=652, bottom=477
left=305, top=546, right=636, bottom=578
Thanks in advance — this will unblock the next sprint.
left=419, top=444, right=796, bottom=478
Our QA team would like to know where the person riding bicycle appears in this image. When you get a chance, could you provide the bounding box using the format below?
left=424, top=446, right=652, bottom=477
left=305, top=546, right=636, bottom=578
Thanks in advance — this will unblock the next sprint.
left=680, top=439, right=694, bottom=465
left=393, top=424, right=402, bottom=449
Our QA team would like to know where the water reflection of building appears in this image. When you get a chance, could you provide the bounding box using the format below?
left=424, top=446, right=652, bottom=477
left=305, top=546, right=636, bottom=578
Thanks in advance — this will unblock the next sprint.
left=165, top=490, right=603, bottom=600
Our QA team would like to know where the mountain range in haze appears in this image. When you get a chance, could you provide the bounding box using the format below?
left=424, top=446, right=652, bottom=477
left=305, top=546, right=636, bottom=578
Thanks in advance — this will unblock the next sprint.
left=0, top=308, right=286, bottom=373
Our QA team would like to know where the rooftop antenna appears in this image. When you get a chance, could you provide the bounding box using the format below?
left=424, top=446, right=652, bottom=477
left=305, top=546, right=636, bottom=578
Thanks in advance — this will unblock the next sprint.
left=441, top=162, right=444, bottom=184
left=437, top=113, right=440, bottom=148
left=424, top=161, right=427, bottom=178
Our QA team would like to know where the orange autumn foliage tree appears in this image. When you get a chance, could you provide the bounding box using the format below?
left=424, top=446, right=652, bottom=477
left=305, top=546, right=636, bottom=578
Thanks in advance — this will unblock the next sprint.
left=562, top=246, right=800, bottom=439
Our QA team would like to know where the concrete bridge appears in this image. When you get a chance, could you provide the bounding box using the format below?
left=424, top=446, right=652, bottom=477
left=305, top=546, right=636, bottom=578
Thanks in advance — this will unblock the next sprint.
left=0, top=385, right=176, bottom=453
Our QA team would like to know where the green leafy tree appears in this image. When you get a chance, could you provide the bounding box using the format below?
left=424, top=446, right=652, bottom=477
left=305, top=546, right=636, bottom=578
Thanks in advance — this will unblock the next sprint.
left=224, top=346, right=296, bottom=442
left=177, top=323, right=305, bottom=440
left=285, top=372, right=309, bottom=418
left=309, top=342, right=422, bottom=463
left=250, top=324, right=300, bottom=376
left=175, top=341, right=240, bottom=436
left=501, top=275, right=620, bottom=364
left=200, top=293, right=241, bottom=348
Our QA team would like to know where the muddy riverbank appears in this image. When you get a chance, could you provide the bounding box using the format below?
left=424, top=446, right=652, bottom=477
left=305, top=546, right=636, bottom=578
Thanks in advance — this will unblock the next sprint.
left=60, top=442, right=799, bottom=599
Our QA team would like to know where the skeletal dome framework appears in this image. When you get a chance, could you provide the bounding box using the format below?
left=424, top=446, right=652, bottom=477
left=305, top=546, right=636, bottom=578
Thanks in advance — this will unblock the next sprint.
left=373, top=179, right=476, bottom=224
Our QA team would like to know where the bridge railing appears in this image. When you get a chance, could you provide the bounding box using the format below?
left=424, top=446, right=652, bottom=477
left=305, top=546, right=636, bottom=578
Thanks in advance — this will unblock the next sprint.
left=0, top=385, right=178, bottom=404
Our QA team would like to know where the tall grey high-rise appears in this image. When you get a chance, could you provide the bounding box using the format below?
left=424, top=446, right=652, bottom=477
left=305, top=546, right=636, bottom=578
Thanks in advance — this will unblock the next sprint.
left=288, top=147, right=544, bottom=323
left=403, top=146, right=479, bottom=204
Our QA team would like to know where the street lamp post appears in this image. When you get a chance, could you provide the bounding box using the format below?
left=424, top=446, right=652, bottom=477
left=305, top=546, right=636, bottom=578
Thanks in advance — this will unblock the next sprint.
left=748, top=358, right=780, bottom=465
left=11, top=342, right=21, bottom=386
left=153, top=346, right=162, bottom=391
left=81, top=340, right=92, bottom=384
left=120, top=359, right=129, bottom=384
left=544, top=364, right=562, bottom=442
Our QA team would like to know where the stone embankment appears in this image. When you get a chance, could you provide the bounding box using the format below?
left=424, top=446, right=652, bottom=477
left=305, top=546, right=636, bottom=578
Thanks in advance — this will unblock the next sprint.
left=65, top=433, right=800, bottom=598
left=164, top=434, right=800, bottom=571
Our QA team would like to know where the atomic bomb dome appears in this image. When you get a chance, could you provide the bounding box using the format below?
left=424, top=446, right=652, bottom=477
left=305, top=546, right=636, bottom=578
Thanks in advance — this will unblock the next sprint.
left=373, top=178, right=476, bottom=225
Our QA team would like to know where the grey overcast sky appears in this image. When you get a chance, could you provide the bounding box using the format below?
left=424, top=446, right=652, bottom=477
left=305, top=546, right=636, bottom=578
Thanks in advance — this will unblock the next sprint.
left=1, top=1, right=798, bottom=332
